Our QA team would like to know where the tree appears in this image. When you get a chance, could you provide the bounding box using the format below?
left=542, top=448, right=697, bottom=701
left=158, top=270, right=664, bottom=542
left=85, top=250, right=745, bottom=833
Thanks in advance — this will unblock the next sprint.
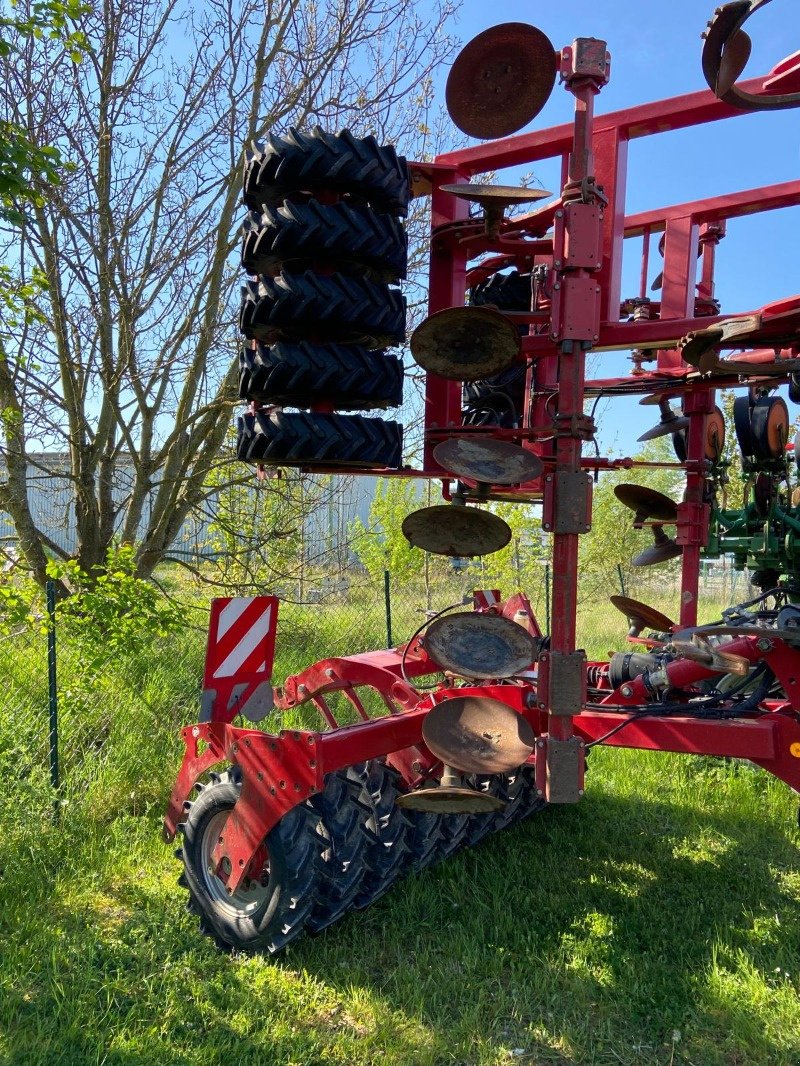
left=0, top=0, right=458, bottom=588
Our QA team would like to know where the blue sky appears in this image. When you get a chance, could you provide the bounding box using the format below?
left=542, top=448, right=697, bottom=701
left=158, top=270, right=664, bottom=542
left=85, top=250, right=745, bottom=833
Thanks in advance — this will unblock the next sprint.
left=435, top=1, right=799, bottom=454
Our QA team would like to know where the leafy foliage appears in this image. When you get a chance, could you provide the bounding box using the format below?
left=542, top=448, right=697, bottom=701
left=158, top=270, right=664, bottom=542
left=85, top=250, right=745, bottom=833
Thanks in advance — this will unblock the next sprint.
left=46, top=545, right=182, bottom=664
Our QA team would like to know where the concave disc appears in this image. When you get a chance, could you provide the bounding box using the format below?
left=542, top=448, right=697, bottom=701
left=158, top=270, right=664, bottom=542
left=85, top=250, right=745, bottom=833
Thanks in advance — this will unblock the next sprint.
left=609, top=595, right=675, bottom=633
left=422, top=611, right=539, bottom=678
left=639, top=392, right=681, bottom=406
left=751, top=395, right=789, bottom=460
left=402, top=505, right=511, bottom=557
left=614, top=484, right=678, bottom=523
left=632, top=529, right=682, bottom=567
left=396, top=786, right=505, bottom=814
left=446, top=23, right=558, bottom=139
left=433, top=437, right=543, bottom=486
left=637, top=414, right=690, bottom=443
left=440, top=183, right=552, bottom=208
left=422, top=695, right=536, bottom=774
left=410, top=306, right=521, bottom=382
left=706, top=406, right=726, bottom=461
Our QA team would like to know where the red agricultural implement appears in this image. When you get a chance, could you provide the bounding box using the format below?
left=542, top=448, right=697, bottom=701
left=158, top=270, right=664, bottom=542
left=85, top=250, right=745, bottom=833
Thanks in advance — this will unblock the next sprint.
left=164, top=2, right=800, bottom=953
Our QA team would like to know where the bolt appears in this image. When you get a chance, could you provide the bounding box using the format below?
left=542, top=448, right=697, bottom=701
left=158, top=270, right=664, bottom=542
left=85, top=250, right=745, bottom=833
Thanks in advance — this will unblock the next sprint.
left=325, top=669, right=335, bottom=679
left=298, top=684, right=307, bottom=694
left=578, top=789, right=585, bottom=797
left=537, top=740, right=545, bottom=749
left=620, top=684, right=633, bottom=697
left=555, top=210, right=564, bottom=218
left=554, top=259, right=562, bottom=267
left=191, top=726, right=200, bottom=738
left=536, top=789, right=544, bottom=796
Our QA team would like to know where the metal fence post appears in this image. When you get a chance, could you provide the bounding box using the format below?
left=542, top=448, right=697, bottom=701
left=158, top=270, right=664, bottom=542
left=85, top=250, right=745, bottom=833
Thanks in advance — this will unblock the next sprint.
left=46, top=579, right=59, bottom=800
left=617, top=563, right=626, bottom=596
left=384, top=569, right=393, bottom=647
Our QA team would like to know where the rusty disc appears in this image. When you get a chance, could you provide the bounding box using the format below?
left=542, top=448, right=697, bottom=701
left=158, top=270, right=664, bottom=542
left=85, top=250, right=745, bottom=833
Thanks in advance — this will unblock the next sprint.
left=402, top=504, right=511, bottom=557
left=632, top=527, right=682, bottom=567
left=446, top=23, right=558, bottom=139
left=433, top=437, right=543, bottom=486
left=422, top=695, right=536, bottom=774
left=396, top=786, right=505, bottom=814
left=440, top=183, right=552, bottom=209
left=609, top=595, right=675, bottom=633
left=706, top=406, right=726, bottom=461
left=410, top=306, right=521, bottom=382
left=422, top=612, right=539, bottom=678
left=615, top=484, right=678, bottom=523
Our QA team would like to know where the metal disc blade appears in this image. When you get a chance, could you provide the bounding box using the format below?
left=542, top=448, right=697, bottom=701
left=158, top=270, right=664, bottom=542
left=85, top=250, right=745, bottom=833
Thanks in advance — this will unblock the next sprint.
left=402, top=505, right=512, bottom=557
left=440, top=183, right=552, bottom=209
left=410, top=306, right=521, bottom=382
left=637, top=415, right=690, bottom=443
left=422, top=695, right=536, bottom=774
left=632, top=538, right=683, bottom=567
left=706, top=407, right=726, bottom=461
left=717, top=29, right=752, bottom=96
left=422, top=612, right=539, bottom=678
left=396, top=786, right=506, bottom=814
left=609, top=595, right=675, bottom=633
left=614, top=484, right=678, bottom=523
left=639, top=392, right=681, bottom=407
left=446, top=23, right=558, bottom=139
left=433, top=437, right=543, bottom=486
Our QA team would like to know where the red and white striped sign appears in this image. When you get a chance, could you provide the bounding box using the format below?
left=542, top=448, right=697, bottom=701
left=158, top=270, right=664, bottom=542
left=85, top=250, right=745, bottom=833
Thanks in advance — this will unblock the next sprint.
left=204, top=596, right=279, bottom=688
left=473, top=589, right=501, bottom=611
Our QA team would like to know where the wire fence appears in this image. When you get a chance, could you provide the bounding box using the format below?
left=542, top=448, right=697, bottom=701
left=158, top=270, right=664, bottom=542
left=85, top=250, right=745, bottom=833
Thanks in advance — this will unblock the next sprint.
left=0, top=561, right=754, bottom=811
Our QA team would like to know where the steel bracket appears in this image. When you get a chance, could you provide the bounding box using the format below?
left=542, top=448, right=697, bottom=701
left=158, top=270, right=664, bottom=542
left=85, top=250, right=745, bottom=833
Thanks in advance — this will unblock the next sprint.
left=535, top=735, right=585, bottom=804
left=542, top=472, right=592, bottom=534
left=536, top=649, right=587, bottom=716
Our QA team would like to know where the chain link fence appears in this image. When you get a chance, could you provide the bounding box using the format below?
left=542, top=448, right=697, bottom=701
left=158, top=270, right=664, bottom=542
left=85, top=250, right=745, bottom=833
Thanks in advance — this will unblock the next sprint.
left=0, top=558, right=758, bottom=812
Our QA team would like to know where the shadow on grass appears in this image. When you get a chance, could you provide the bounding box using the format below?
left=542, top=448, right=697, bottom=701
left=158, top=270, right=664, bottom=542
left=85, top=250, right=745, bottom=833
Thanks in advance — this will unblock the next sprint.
left=2, top=767, right=799, bottom=1066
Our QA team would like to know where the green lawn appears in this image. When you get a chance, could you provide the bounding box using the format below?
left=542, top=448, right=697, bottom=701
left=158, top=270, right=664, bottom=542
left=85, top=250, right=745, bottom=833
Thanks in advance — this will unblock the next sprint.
left=1, top=594, right=799, bottom=1065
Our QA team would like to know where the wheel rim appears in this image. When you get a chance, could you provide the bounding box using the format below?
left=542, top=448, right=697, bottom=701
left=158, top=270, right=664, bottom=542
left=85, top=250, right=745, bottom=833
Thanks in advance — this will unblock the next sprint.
left=199, top=810, right=271, bottom=916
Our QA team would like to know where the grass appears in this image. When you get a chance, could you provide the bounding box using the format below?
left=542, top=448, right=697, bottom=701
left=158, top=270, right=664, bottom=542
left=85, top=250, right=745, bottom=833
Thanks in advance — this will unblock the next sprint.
left=1, top=583, right=799, bottom=1065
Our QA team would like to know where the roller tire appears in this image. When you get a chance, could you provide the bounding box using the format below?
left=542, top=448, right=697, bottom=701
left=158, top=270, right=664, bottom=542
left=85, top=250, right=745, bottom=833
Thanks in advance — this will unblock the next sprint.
left=240, top=271, right=406, bottom=348
left=237, top=410, right=403, bottom=469
left=306, top=770, right=372, bottom=934
left=350, top=761, right=411, bottom=910
left=243, top=127, right=411, bottom=217
left=469, top=270, right=532, bottom=323
left=177, top=771, right=323, bottom=954
left=465, top=270, right=531, bottom=426
left=242, top=200, right=407, bottom=282
left=401, top=806, right=445, bottom=872
left=239, top=342, right=403, bottom=411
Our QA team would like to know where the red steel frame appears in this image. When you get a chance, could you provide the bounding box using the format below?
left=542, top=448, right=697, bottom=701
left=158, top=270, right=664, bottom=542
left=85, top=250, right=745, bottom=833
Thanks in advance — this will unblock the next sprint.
left=165, top=40, right=800, bottom=895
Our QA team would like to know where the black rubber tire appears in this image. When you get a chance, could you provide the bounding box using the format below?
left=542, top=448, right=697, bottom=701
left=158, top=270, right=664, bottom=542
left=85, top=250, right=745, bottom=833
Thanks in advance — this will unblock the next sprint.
left=243, top=127, right=411, bottom=217
left=306, top=770, right=372, bottom=934
left=240, top=271, right=406, bottom=348
left=733, top=393, right=755, bottom=458
left=350, top=761, right=411, bottom=910
left=242, top=200, right=407, bottom=282
left=464, top=270, right=531, bottom=427
left=469, top=270, right=532, bottom=324
left=237, top=410, right=403, bottom=469
left=671, top=430, right=688, bottom=464
left=401, top=806, right=445, bottom=872
left=239, top=342, right=403, bottom=411
left=177, top=771, right=323, bottom=954
left=750, top=395, right=789, bottom=461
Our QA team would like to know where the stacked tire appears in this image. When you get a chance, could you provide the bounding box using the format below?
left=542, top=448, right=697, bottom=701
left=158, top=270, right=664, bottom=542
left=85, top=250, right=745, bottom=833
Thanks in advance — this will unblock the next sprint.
left=237, top=126, right=409, bottom=469
left=463, top=270, right=532, bottom=428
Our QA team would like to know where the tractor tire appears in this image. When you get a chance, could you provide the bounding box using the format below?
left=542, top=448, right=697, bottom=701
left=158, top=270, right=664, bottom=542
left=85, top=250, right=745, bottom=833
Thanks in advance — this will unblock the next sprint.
left=243, top=127, right=411, bottom=217
left=239, top=342, right=403, bottom=411
left=464, top=270, right=531, bottom=427
left=237, top=410, right=403, bottom=469
left=306, top=769, right=372, bottom=934
left=469, top=270, right=532, bottom=323
left=242, top=200, right=407, bottom=282
left=240, top=271, right=406, bottom=348
left=177, top=771, right=323, bottom=954
left=402, top=806, right=445, bottom=872
left=351, top=761, right=411, bottom=910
